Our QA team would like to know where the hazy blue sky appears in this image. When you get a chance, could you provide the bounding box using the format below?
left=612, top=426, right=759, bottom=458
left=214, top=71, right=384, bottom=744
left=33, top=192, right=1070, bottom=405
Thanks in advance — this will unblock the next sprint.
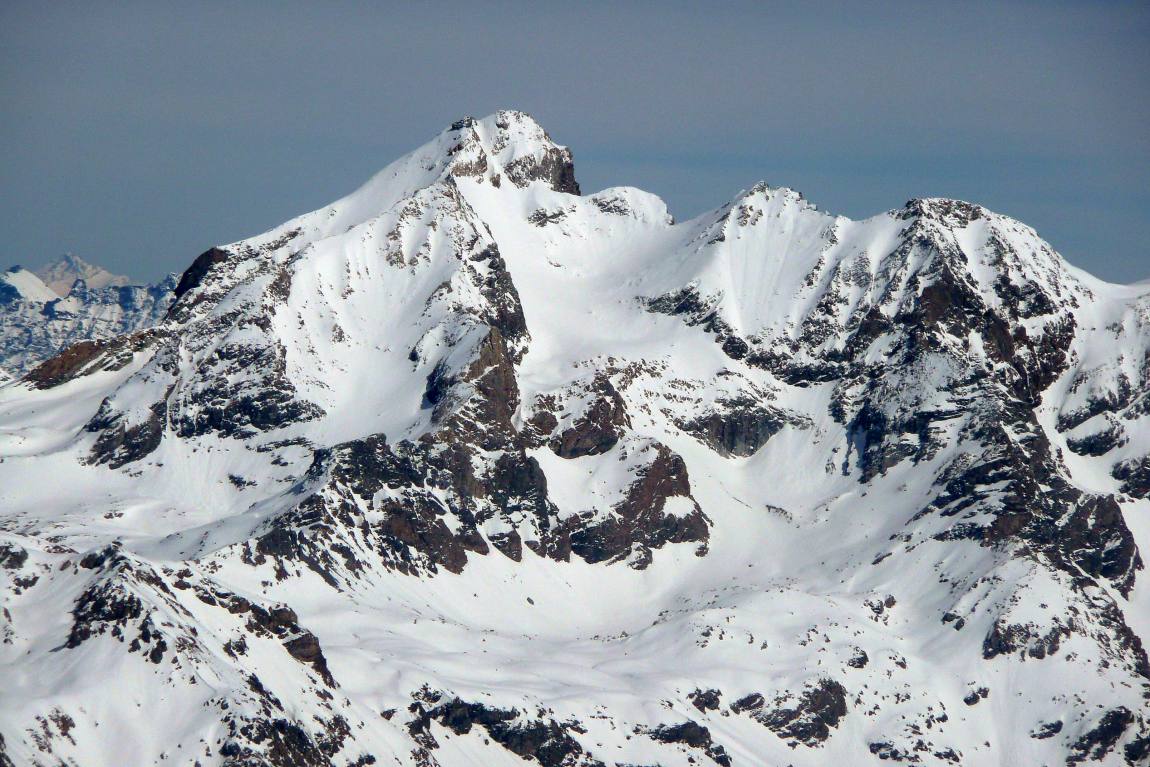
left=3, top=1, right=1147, bottom=282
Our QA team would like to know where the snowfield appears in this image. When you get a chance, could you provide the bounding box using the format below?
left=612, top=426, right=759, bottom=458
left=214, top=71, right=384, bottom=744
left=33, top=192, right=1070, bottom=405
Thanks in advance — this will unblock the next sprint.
left=1, top=111, right=1149, bottom=766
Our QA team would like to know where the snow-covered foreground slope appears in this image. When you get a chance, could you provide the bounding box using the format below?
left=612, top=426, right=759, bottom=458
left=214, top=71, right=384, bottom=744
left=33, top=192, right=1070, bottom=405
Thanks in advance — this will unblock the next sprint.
left=0, top=261, right=175, bottom=376
left=2, top=111, right=1150, bottom=767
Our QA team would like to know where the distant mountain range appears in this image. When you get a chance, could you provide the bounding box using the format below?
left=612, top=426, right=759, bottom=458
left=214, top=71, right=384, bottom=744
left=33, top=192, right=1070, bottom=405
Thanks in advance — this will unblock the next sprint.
left=0, top=255, right=175, bottom=376
left=34, top=253, right=132, bottom=296
left=1, top=111, right=1148, bottom=766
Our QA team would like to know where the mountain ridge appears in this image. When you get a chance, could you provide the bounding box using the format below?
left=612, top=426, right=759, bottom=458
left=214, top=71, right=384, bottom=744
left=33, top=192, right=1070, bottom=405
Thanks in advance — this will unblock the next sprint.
left=1, top=110, right=1148, bottom=766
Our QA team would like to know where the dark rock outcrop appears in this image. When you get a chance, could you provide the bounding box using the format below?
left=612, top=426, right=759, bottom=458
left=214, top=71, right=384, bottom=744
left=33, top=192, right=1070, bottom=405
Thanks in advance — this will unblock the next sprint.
left=1067, top=708, right=1133, bottom=765
left=568, top=442, right=710, bottom=569
left=173, top=246, right=231, bottom=301
left=550, top=380, right=630, bottom=458
left=644, top=721, right=731, bottom=766
left=681, top=397, right=794, bottom=457
left=415, top=694, right=602, bottom=767
left=732, top=679, right=849, bottom=747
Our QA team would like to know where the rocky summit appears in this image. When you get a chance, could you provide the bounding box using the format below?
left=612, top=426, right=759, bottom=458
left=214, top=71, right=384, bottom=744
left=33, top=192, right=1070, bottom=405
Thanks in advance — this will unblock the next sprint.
left=1, top=110, right=1149, bottom=766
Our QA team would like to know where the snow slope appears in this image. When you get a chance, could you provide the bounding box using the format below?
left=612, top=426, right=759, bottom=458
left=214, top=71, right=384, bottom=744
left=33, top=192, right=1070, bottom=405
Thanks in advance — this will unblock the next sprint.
left=1, top=111, right=1148, bottom=767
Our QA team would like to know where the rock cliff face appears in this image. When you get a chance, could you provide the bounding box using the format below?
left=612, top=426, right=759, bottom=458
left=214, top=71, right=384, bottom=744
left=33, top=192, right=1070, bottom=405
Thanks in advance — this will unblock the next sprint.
left=2, top=110, right=1150, bottom=766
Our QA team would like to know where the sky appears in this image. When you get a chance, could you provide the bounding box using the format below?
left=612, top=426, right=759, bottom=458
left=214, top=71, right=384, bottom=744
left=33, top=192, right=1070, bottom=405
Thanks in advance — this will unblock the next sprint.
left=2, top=1, right=1148, bottom=283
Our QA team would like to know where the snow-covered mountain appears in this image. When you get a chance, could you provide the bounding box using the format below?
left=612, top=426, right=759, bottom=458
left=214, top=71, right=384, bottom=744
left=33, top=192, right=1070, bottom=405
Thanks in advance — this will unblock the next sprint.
left=0, top=264, right=175, bottom=376
left=1, top=110, right=1149, bottom=766
left=34, top=254, right=131, bottom=297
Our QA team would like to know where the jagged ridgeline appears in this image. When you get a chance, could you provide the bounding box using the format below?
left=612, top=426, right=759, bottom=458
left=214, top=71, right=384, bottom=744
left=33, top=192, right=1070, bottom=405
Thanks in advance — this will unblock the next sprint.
left=1, top=111, right=1149, bottom=766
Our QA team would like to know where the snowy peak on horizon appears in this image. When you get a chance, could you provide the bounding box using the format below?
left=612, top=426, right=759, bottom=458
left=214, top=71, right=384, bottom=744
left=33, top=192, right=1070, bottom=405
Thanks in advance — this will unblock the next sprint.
left=216, top=110, right=1140, bottom=317
left=34, top=253, right=132, bottom=296
left=244, top=110, right=580, bottom=253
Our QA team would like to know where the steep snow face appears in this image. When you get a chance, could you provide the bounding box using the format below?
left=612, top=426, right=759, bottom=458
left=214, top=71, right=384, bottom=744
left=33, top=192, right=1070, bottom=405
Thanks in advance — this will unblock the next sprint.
left=223, top=109, right=578, bottom=261
left=2, top=112, right=1150, bottom=767
left=35, top=253, right=131, bottom=296
left=0, top=264, right=175, bottom=376
left=0, top=266, right=60, bottom=304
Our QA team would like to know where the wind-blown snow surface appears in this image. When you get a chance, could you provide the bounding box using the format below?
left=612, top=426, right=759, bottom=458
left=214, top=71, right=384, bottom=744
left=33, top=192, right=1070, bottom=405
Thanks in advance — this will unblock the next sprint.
left=2, top=111, right=1150, bottom=766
